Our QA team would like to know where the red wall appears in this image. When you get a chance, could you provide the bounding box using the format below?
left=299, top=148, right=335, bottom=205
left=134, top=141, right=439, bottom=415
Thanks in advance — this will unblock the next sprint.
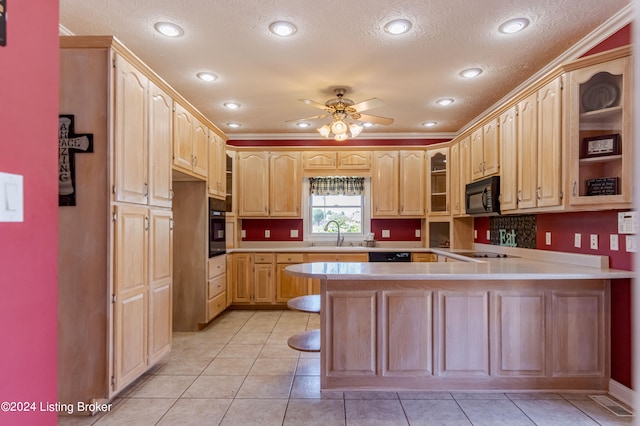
left=0, top=2, right=59, bottom=425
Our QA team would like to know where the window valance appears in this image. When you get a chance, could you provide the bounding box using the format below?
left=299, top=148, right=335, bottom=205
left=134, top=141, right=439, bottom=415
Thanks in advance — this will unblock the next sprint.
left=309, top=177, right=364, bottom=196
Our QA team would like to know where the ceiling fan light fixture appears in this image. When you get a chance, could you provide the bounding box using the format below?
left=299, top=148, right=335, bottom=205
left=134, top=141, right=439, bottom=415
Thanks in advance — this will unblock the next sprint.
left=331, top=120, right=348, bottom=135
left=334, top=133, right=349, bottom=142
left=318, top=125, right=331, bottom=138
left=349, top=123, right=363, bottom=138
left=269, top=21, right=297, bottom=37
left=499, top=18, right=529, bottom=34
left=154, top=22, right=184, bottom=37
left=384, top=19, right=412, bottom=35
left=460, top=68, right=483, bottom=79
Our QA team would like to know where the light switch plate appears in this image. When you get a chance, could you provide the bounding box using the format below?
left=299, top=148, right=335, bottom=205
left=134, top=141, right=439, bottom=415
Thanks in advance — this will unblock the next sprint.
left=265, top=229, right=270, bottom=238
left=545, top=232, right=551, bottom=246
left=574, top=233, right=582, bottom=248
left=415, top=229, right=421, bottom=238
left=0, top=172, right=24, bottom=222
left=290, top=229, right=298, bottom=238
left=474, top=230, right=478, bottom=239
left=486, top=230, right=491, bottom=240
left=610, top=234, right=619, bottom=251
left=590, top=234, right=598, bottom=250
left=241, top=229, right=246, bottom=238
left=382, top=230, right=390, bottom=238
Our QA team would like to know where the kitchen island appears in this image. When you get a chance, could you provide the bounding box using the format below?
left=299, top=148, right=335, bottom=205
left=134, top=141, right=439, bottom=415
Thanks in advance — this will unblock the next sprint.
left=285, top=257, right=633, bottom=392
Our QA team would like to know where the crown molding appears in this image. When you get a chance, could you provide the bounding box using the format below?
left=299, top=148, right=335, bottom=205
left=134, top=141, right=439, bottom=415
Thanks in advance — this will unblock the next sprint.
left=226, top=131, right=457, bottom=141
left=59, top=24, right=74, bottom=36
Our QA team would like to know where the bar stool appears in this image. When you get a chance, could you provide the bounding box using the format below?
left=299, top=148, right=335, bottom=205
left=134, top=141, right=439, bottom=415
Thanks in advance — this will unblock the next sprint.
left=286, top=295, right=320, bottom=352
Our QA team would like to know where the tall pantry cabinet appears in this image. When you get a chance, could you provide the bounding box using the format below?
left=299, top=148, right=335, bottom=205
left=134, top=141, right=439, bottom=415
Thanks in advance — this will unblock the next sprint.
left=59, top=36, right=173, bottom=405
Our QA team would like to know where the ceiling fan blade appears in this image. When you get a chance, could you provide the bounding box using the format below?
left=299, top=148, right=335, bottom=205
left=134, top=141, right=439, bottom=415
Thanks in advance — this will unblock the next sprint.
left=358, top=113, right=394, bottom=126
left=351, top=98, right=384, bottom=112
left=285, top=113, right=330, bottom=123
left=300, top=99, right=334, bottom=112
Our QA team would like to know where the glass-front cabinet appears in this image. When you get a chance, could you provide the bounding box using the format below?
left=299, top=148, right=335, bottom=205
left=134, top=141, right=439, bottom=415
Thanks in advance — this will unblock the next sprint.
left=566, top=55, right=632, bottom=207
left=427, top=147, right=449, bottom=215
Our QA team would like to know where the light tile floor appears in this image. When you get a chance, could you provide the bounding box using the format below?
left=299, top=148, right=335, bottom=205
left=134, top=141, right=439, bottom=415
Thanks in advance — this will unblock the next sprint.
left=59, top=309, right=634, bottom=425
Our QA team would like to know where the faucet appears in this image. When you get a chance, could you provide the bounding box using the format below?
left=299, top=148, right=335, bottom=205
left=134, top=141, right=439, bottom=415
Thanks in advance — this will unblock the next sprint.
left=323, top=220, right=344, bottom=247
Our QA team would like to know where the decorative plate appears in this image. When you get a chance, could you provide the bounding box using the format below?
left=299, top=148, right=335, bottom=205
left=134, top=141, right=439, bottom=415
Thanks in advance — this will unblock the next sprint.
left=582, top=82, right=619, bottom=112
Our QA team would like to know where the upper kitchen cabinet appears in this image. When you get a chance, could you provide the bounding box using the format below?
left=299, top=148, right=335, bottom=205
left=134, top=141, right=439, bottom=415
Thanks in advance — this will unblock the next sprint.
left=147, top=81, right=174, bottom=208
left=302, top=150, right=371, bottom=174
left=237, top=151, right=301, bottom=217
left=399, top=150, right=426, bottom=216
left=427, top=147, right=449, bottom=216
left=207, top=131, right=227, bottom=200
left=470, top=119, right=500, bottom=181
left=450, top=137, right=471, bottom=217
left=505, top=76, right=562, bottom=212
left=372, top=150, right=425, bottom=217
left=173, top=102, right=208, bottom=179
left=337, top=151, right=372, bottom=170
left=270, top=152, right=301, bottom=217
left=565, top=52, right=632, bottom=208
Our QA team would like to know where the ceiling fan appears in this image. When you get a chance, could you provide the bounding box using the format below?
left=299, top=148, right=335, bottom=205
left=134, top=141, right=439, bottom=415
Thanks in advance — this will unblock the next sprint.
left=289, top=88, right=394, bottom=141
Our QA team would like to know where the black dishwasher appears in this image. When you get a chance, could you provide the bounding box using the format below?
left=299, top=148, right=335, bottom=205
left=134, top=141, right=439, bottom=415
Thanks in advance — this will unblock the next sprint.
left=368, top=252, right=412, bottom=262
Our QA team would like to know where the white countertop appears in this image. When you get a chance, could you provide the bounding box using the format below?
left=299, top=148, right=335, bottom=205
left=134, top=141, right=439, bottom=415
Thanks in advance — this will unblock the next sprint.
left=285, top=258, right=633, bottom=281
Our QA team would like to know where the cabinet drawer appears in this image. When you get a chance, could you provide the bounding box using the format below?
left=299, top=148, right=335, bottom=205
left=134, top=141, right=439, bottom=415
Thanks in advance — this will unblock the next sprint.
left=207, top=291, right=226, bottom=322
left=276, top=253, right=305, bottom=263
left=208, top=254, right=226, bottom=279
left=208, top=274, right=226, bottom=298
left=254, top=253, right=274, bottom=264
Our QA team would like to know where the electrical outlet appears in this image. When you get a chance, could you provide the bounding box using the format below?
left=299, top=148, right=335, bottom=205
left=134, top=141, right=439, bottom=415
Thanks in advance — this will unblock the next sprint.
left=474, top=230, right=478, bottom=239
left=415, top=229, right=421, bottom=238
left=265, top=229, right=270, bottom=238
left=574, top=233, right=582, bottom=248
left=590, top=234, right=598, bottom=250
left=545, top=232, right=551, bottom=246
left=610, top=234, right=619, bottom=251
left=486, top=230, right=491, bottom=240
left=241, top=229, right=246, bottom=238
left=290, top=229, right=298, bottom=238
left=382, top=230, right=390, bottom=238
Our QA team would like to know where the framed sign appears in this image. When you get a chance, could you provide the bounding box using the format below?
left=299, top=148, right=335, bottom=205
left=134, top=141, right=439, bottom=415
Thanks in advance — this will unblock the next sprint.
left=586, top=177, right=619, bottom=196
left=580, top=134, right=621, bottom=159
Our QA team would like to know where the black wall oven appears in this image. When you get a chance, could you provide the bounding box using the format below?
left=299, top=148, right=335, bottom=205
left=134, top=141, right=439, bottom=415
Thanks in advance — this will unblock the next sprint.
left=209, top=198, right=226, bottom=258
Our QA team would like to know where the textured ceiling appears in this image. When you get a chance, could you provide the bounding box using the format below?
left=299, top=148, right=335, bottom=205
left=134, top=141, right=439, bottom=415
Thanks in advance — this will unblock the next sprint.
left=59, top=0, right=631, bottom=140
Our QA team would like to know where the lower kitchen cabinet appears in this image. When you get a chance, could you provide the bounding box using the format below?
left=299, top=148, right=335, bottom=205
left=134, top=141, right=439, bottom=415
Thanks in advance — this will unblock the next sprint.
left=276, top=253, right=308, bottom=302
left=206, top=255, right=227, bottom=322
left=231, top=253, right=276, bottom=304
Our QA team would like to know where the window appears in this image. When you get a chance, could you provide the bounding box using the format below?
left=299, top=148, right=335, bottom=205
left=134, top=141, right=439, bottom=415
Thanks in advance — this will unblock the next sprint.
left=304, top=177, right=370, bottom=241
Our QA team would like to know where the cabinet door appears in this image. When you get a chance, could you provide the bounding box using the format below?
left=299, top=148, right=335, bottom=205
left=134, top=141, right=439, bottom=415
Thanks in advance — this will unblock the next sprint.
left=537, top=77, right=563, bottom=208
left=208, top=132, right=226, bottom=198
left=372, top=151, right=399, bottom=217
left=338, top=151, right=372, bottom=169
left=470, top=128, right=484, bottom=181
left=253, top=263, right=275, bottom=303
left=399, top=150, right=425, bottom=216
left=270, top=152, right=301, bottom=217
left=148, top=82, right=173, bottom=208
left=192, top=118, right=208, bottom=178
left=459, top=136, right=471, bottom=214
left=276, top=263, right=308, bottom=302
left=114, top=56, right=148, bottom=205
left=238, top=152, right=269, bottom=216
left=483, top=119, right=500, bottom=176
left=113, top=205, right=149, bottom=391
left=148, top=209, right=173, bottom=365
left=427, top=147, right=449, bottom=215
left=302, top=151, right=337, bottom=170
left=499, top=105, right=518, bottom=212
left=517, top=92, right=538, bottom=209
left=173, top=103, right=194, bottom=172
left=232, top=253, right=252, bottom=303
left=449, top=142, right=461, bottom=216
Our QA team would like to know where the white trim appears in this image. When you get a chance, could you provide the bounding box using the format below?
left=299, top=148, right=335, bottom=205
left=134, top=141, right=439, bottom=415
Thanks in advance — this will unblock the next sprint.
left=59, top=24, right=74, bottom=36
left=609, top=379, right=636, bottom=409
left=227, top=131, right=456, bottom=141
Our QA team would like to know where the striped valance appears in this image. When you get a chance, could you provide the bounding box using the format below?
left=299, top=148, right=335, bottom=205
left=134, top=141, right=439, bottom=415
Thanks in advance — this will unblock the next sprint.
left=309, top=177, right=364, bottom=196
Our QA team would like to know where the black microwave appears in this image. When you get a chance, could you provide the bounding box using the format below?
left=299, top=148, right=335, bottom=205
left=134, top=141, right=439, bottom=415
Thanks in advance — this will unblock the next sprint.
left=465, top=176, right=500, bottom=216
left=209, top=198, right=226, bottom=258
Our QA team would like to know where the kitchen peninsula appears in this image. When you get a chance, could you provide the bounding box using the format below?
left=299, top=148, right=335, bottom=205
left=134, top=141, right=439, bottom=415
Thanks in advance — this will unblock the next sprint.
left=285, top=253, right=633, bottom=392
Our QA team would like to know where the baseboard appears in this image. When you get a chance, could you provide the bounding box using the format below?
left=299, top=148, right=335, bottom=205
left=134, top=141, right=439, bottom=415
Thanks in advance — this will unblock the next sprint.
left=609, top=379, right=635, bottom=409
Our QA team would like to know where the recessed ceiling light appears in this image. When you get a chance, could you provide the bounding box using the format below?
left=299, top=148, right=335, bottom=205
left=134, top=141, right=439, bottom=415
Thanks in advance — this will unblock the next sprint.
left=436, top=98, right=455, bottom=106
left=363, top=122, right=375, bottom=128
left=460, top=68, right=483, bottom=79
left=154, top=22, right=184, bottom=37
left=422, top=121, right=438, bottom=127
left=296, top=122, right=311, bottom=129
left=223, top=102, right=241, bottom=110
left=227, top=123, right=241, bottom=128
left=196, top=72, right=217, bottom=82
left=269, top=21, right=297, bottom=37
left=384, top=19, right=412, bottom=35
left=499, top=18, right=530, bottom=34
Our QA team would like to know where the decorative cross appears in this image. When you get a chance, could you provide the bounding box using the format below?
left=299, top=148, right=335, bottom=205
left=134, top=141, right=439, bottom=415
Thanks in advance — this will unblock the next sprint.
left=58, top=115, right=93, bottom=206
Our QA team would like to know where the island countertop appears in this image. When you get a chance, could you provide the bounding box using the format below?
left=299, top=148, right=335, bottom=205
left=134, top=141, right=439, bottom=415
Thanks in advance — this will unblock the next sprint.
left=285, top=258, right=633, bottom=281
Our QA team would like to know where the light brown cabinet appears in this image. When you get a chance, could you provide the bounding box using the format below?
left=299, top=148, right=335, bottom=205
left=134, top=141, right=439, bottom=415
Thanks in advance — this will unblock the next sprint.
left=302, top=150, right=371, bottom=172
left=208, top=131, right=227, bottom=200
left=237, top=152, right=269, bottom=216
left=59, top=38, right=174, bottom=404
left=399, top=150, right=426, bottom=216
left=566, top=55, right=632, bottom=208
left=276, top=253, right=308, bottom=302
left=470, top=119, right=500, bottom=181
left=372, top=150, right=424, bottom=217
left=427, top=147, right=449, bottom=215
left=231, top=253, right=276, bottom=304
left=499, top=105, right=518, bottom=212
left=173, top=103, right=208, bottom=179
left=206, top=254, right=227, bottom=322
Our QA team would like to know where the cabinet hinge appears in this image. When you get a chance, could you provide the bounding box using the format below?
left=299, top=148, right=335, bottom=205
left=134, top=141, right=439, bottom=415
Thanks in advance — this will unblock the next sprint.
left=112, top=211, right=117, bottom=222
left=111, top=376, right=115, bottom=386
left=559, top=191, right=564, bottom=200
left=112, top=294, right=116, bottom=304
left=112, top=56, right=117, bottom=68
left=112, top=185, right=117, bottom=194
left=170, top=218, right=174, bottom=230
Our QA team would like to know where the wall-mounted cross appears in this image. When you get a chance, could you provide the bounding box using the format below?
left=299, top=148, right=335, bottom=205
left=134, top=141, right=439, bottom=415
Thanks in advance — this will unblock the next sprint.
left=58, top=115, right=93, bottom=206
